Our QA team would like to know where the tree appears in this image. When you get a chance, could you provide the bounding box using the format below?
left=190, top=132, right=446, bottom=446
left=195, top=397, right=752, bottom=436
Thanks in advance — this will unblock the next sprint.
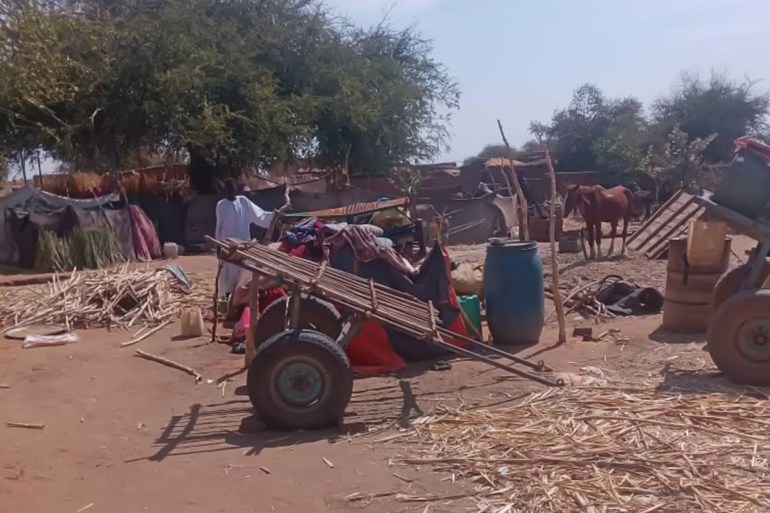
left=652, top=72, right=769, bottom=163
left=546, top=84, right=647, bottom=184
left=646, top=125, right=716, bottom=195
left=0, top=0, right=459, bottom=189
left=592, top=127, right=644, bottom=188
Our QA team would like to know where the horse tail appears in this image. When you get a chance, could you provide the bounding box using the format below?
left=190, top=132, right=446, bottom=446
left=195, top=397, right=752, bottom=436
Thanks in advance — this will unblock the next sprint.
left=622, top=188, right=635, bottom=217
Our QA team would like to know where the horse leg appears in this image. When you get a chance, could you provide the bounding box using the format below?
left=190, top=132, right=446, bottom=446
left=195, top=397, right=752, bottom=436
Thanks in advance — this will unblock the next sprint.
left=594, top=222, right=603, bottom=259
left=586, top=223, right=596, bottom=259
left=621, top=215, right=630, bottom=256
left=608, top=220, right=618, bottom=257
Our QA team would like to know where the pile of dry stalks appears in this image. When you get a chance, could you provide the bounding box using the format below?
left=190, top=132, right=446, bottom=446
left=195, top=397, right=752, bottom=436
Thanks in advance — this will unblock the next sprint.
left=398, top=387, right=770, bottom=512
left=0, top=265, right=213, bottom=332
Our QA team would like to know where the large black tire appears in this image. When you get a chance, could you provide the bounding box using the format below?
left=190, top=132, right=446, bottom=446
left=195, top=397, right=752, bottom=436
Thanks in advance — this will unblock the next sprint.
left=708, top=289, right=770, bottom=386
left=712, top=262, right=770, bottom=311
left=247, top=329, right=353, bottom=430
left=255, top=294, right=342, bottom=349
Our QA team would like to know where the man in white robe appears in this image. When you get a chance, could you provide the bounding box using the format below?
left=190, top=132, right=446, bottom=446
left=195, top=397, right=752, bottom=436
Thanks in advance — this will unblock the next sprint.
left=215, top=179, right=275, bottom=297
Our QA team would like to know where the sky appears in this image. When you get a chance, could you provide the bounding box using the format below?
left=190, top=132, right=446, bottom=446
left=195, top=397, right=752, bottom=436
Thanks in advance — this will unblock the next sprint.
left=326, top=0, right=770, bottom=162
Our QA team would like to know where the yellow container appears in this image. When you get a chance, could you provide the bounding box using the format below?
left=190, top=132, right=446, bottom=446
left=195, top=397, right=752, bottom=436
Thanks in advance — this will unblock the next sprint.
left=686, top=221, right=727, bottom=267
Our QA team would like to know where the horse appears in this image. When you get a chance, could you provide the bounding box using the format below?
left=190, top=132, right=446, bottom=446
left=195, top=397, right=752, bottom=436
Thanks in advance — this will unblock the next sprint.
left=631, top=190, right=653, bottom=221
left=563, top=185, right=634, bottom=259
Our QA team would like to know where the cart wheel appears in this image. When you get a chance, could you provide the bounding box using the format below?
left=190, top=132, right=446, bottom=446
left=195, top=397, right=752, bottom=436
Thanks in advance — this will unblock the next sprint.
left=712, top=262, right=770, bottom=311
left=255, top=295, right=341, bottom=348
left=708, top=289, right=770, bottom=386
left=247, top=329, right=353, bottom=430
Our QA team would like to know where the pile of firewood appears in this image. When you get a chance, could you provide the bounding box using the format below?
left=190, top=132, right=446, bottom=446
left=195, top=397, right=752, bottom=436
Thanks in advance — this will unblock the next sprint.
left=0, top=265, right=209, bottom=332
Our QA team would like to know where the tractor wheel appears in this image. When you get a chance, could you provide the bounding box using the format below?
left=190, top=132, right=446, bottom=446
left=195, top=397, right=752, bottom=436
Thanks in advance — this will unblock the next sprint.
left=254, top=294, right=341, bottom=349
left=708, top=289, right=770, bottom=386
left=247, top=329, right=353, bottom=430
left=712, top=262, right=770, bottom=311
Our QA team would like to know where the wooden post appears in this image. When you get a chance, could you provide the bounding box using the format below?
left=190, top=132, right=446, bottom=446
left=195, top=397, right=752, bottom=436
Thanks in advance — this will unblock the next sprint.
left=36, top=153, right=44, bottom=191
left=20, top=154, right=28, bottom=186
left=497, top=120, right=529, bottom=241
left=246, top=272, right=260, bottom=369
left=541, top=138, right=567, bottom=345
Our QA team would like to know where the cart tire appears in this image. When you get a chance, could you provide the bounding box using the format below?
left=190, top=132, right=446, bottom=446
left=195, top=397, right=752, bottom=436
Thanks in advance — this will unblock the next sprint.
left=708, top=289, right=770, bottom=386
left=255, top=295, right=341, bottom=349
left=712, top=262, right=770, bottom=311
left=247, top=329, right=353, bottom=430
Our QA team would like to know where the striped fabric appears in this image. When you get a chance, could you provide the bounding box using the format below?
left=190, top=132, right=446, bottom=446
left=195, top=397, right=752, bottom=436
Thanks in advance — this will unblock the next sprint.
left=284, top=196, right=410, bottom=219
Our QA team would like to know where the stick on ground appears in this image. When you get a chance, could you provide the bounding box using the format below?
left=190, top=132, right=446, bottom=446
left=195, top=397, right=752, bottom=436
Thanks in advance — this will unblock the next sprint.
left=134, top=349, right=203, bottom=383
left=121, top=317, right=172, bottom=348
left=6, top=422, right=45, bottom=430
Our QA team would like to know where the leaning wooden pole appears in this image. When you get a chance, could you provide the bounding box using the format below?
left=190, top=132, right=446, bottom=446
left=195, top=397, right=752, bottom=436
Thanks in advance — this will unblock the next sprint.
left=540, top=137, right=567, bottom=345
left=497, top=120, right=529, bottom=241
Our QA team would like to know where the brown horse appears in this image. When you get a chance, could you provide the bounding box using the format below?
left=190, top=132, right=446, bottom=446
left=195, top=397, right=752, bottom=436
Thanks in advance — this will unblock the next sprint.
left=563, top=185, right=634, bottom=259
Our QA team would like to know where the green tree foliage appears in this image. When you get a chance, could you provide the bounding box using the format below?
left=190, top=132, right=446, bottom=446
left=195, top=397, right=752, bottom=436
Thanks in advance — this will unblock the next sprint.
left=643, top=125, right=716, bottom=195
left=543, top=84, right=646, bottom=186
left=652, top=73, right=769, bottom=163
left=0, top=0, right=459, bottom=188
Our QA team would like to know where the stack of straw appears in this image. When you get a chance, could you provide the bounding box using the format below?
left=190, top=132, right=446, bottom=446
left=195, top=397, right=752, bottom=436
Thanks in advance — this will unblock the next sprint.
left=33, top=227, right=124, bottom=273
left=0, top=265, right=207, bottom=331
left=397, top=387, right=770, bottom=512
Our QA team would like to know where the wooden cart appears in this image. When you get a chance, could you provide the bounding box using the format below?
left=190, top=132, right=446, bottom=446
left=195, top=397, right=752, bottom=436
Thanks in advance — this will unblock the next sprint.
left=693, top=192, right=770, bottom=386
left=209, top=236, right=563, bottom=431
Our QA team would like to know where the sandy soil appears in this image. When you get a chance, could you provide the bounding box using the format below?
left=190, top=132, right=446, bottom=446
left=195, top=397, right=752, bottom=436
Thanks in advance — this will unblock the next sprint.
left=0, top=243, right=754, bottom=512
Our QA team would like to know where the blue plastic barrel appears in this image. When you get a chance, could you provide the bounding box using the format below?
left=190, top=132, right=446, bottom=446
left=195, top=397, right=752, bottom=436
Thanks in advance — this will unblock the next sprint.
left=484, top=238, right=544, bottom=345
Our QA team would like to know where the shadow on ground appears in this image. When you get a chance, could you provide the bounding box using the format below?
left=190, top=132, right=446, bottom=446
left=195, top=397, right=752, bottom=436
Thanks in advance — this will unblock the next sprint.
left=649, top=326, right=707, bottom=345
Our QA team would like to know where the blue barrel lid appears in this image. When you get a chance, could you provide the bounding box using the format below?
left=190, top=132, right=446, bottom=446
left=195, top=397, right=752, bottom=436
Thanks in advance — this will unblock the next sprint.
left=486, top=238, right=537, bottom=251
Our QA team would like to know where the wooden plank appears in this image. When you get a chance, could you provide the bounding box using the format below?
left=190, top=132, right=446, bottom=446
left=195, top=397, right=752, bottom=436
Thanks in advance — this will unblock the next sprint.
left=645, top=205, right=704, bottom=259
left=246, top=272, right=260, bottom=369
left=628, top=194, right=689, bottom=251
left=630, top=194, right=694, bottom=252
left=627, top=190, right=683, bottom=245
left=646, top=201, right=699, bottom=248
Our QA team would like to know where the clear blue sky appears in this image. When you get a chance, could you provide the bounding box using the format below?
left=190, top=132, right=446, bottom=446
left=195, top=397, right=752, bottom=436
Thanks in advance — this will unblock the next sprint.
left=327, top=0, right=770, bottom=162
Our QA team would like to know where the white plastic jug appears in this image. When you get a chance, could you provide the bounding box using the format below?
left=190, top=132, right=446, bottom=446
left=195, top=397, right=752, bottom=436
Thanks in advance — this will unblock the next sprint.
left=180, top=308, right=204, bottom=338
left=163, top=243, right=179, bottom=259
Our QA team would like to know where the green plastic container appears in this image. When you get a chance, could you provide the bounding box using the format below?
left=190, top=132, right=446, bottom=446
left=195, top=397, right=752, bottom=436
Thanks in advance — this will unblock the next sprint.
left=458, top=294, right=482, bottom=339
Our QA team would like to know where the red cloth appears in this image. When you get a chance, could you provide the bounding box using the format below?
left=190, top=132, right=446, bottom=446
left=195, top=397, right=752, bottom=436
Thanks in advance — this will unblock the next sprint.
left=326, top=225, right=414, bottom=276
left=735, top=137, right=770, bottom=165
left=278, top=242, right=309, bottom=259
left=260, top=287, right=287, bottom=313
left=234, top=288, right=287, bottom=339
left=128, top=205, right=161, bottom=261
left=347, top=319, right=406, bottom=376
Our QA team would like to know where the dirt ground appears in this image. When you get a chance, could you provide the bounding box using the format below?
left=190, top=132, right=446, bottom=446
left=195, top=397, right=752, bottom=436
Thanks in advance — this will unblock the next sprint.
left=0, top=241, right=756, bottom=512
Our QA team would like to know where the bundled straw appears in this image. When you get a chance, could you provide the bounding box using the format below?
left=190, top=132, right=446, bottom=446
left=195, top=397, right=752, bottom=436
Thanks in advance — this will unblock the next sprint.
left=33, top=227, right=124, bottom=273
left=398, top=387, right=770, bottom=512
left=0, top=265, right=203, bottom=331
